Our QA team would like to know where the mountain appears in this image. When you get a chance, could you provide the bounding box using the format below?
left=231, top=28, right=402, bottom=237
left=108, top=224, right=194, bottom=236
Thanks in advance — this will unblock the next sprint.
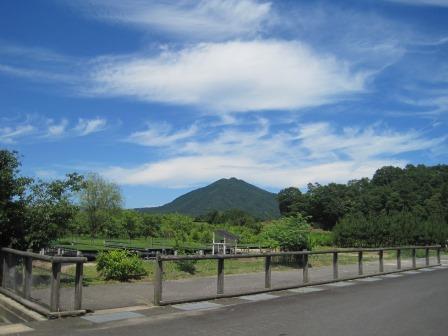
left=136, top=177, right=281, bottom=220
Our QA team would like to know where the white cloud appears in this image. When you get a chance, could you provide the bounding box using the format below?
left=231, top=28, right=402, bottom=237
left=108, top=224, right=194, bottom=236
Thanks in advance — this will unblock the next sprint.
left=0, top=125, right=35, bottom=144
left=0, top=117, right=108, bottom=143
left=70, top=0, right=272, bottom=40
left=91, top=40, right=368, bottom=112
left=74, top=118, right=107, bottom=136
left=103, top=121, right=444, bottom=188
left=127, top=123, right=198, bottom=147
left=46, top=119, right=69, bottom=137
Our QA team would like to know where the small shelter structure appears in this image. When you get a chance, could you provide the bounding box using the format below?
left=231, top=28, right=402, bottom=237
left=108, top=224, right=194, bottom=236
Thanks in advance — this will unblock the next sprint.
left=212, top=229, right=238, bottom=255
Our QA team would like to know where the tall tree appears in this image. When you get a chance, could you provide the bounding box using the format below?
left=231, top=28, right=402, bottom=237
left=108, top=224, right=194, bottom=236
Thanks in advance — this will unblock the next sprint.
left=0, top=150, right=30, bottom=247
left=277, top=187, right=306, bottom=217
left=1, top=150, right=83, bottom=249
left=79, top=173, right=123, bottom=238
left=24, top=173, right=84, bottom=249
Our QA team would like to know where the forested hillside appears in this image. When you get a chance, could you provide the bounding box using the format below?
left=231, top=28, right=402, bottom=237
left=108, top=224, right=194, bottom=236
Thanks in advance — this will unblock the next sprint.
left=137, top=177, right=281, bottom=219
left=278, top=165, right=448, bottom=246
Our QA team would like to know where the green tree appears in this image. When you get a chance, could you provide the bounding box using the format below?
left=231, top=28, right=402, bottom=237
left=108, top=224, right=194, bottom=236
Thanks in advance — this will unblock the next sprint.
left=261, top=214, right=311, bottom=251
left=79, top=173, right=123, bottom=238
left=141, top=214, right=161, bottom=239
left=0, top=150, right=30, bottom=247
left=121, top=210, right=142, bottom=241
left=160, top=214, right=194, bottom=248
left=277, top=187, right=306, bottom=217
left=0, top=150, right=83, bottom=249
left=23, top=173, right=84, bottom=249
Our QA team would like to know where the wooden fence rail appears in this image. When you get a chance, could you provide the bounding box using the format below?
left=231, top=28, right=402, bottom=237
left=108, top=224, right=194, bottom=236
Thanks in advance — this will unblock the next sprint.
left=0, top=247, right=87, bottom=318
left=153, top=245, right=441, bottom=306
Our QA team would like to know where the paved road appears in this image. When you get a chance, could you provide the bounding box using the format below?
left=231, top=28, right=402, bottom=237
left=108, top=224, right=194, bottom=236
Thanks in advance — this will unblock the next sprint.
left=27, top=267, right=448, bottom=336
left=32, top=256, right=439, bottom=310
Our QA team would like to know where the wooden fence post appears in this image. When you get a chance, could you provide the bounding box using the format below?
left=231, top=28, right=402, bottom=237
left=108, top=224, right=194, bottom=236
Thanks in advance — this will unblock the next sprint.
left=217, top=258, right=224, bottom=295
left=74, top=262, right=83, bottom=310
left=333, top=252, right=338, bottom=280
left=153, top=255, right=163, bottom=306
left=1, top=252, right=7, bottom=288
left=8, top=254, right=17, bottom=291
left=379, top=250, right=384, bottom=273
left=264, top=256, right=271, bottom=289
left=303, top=253, right=309, bottom=283
left=425, top=248, right=429, bottom=266
left=412, top=248, right=416, bottom=268
left=396, top=249, right=401, bottom=270
left=50, top=262, right=61, bottom=312
left=358, top=251, right=363, bottom=275
left=23, top=257, right=32, bottom=299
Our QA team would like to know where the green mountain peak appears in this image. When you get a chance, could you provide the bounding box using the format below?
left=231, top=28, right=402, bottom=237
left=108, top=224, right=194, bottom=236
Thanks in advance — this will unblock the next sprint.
left=136, top=178, right=280, bottom=220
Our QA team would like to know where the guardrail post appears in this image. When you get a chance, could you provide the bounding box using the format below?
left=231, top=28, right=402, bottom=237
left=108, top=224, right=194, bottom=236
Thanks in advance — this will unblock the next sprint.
left=8, top=254, right=17, bottom=291
left=412, top=248, right=416, bottom=268
left=23, top=256, right=32, bottom=299
left=425, top=247, right=429, bottom=266
left=74, top=262, right=83, bottom=310
left=217, top=258, right=224, bottom=295
left=333, top=252, right=338, bottom=280
left=153, top=255, right=163, bottom=306
left=358, top=251, right=363, bottom=275
left=1, top=252, right=8, bottom=288
left=264, top=256, right=271, bottom=289
left=437, top=247, right=441, bottom=265
left=379, top=250, right=384, bottom=273
left=396, top=249, right=401, bottom=270
left=0, top=251, right=3, bottom=287
left=303, top=253, right=309, bottom=283
left=50, top=262, right=61, bottom=312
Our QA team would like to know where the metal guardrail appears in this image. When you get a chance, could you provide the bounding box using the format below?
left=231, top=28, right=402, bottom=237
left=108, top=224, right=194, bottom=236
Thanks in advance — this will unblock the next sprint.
left=153, top=245, right=442, bottom=306
left=0, top=248, right=87, bottom=318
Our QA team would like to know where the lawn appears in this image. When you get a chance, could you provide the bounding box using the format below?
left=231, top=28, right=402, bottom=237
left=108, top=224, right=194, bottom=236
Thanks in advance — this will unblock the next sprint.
left=59, top=248, right=445, bottom=286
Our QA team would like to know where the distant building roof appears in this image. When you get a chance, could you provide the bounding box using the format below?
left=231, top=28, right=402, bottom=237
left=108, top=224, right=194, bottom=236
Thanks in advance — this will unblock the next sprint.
left=214, top=230, right=238, bottom=242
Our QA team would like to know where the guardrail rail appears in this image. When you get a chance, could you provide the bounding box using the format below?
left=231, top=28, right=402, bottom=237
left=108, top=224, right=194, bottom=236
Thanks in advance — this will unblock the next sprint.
left=153, top=245, right=441, bottom=306
left=0, top=247, right=87, bottom=318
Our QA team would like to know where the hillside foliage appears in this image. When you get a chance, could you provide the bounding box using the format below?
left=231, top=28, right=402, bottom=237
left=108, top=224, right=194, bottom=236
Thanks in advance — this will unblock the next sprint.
left=279, top=164, right=448, bottom=246
left=136, top=177, right=280, bottom=220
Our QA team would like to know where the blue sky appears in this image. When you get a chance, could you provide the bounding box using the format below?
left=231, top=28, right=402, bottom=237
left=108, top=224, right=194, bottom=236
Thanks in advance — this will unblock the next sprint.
left=1, top=0, right=447, bottom=208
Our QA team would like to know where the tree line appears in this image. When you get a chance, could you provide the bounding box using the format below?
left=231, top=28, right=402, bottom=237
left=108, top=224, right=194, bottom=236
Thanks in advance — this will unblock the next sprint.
left=3, top=148, right=447, bottom=251
left=278, top=164, right=448, bottom=246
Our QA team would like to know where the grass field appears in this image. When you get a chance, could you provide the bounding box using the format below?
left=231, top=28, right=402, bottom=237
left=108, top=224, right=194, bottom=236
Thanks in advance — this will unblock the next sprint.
left=54, top=236, right=270, bottom=252
left=56, top=247, right=445, bottom=286
left=54, top=236, right=207, bottom=251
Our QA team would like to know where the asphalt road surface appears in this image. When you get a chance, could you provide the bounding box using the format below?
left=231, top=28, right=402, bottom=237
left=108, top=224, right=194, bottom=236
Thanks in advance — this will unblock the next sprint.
left=29, top=268, right=448, bottom=336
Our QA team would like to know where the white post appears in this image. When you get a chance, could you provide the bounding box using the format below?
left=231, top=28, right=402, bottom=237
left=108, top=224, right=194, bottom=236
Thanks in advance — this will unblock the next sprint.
left=212, top=232, right=215, bottom=255
left=223, top=237, right=226, bottom=255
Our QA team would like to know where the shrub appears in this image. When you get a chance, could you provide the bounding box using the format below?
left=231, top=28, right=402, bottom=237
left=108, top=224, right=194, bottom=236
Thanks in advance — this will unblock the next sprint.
left=310, top=230, right=334, bottom=247
left=261, top=214, right=311, bottom=251
left=175, top=260, right=197, bottom=274
left=96, top=250, right=146, bottom=281
left=173, top=248, right=197, bottom=274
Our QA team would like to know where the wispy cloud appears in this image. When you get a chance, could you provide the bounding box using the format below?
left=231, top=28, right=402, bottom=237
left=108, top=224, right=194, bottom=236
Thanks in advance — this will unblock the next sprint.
left=0, top=124, right=35, bottom=144
left=103, top=120, right=445, bottom=188
left=0, top=117, right=108, bottom=143
left=68, top=0, right=273, bottom=41
left=74, top=118, right=107, bottom=136
left=46, top=119, right=69, bottom=137
left=127, top=123, right=198, bottom=147
left=90, top=40, right=368, bottom=112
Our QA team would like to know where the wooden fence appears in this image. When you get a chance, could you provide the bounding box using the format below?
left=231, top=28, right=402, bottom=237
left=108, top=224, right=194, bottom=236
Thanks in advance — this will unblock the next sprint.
left=153, top=245, right=441, bottom=306
left=0, top=247, right=87, bottom=318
